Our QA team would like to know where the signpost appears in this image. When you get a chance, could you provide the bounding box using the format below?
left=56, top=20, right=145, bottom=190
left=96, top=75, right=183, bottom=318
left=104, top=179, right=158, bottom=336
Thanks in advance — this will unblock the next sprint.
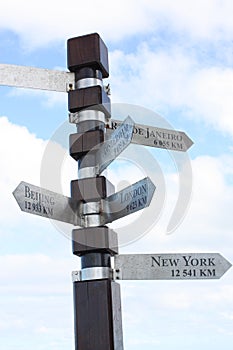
left=13, top=181, right=80, bottom=225
left=114, top=253, right=232, bottom=280
left=1, top=32, right=231, bottom=350
left=107, top=118, right=193, bottom=152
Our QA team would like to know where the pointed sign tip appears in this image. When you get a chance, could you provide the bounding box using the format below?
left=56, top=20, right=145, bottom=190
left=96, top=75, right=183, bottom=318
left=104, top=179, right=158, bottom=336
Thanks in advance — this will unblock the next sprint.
left=146, top=177, right=156, bottom=203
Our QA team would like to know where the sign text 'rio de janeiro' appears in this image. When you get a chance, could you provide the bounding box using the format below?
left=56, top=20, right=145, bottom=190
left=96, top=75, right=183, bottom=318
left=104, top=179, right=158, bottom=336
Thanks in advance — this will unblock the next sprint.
left=107, top=119, right=193, bottom=152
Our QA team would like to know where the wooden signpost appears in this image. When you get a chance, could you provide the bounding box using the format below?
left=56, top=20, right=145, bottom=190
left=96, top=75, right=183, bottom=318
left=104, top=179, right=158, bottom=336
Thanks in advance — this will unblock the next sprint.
left=1, top=32, right=231, bottom=350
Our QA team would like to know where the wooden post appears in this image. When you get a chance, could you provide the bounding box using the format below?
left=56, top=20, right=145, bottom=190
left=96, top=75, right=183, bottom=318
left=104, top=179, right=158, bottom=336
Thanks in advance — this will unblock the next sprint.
left=67, top=33, right=124, bottom=350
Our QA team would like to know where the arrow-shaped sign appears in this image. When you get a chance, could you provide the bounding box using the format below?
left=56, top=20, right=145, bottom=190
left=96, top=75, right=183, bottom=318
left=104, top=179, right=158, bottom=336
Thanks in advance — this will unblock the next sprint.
left=0, top=64, right=75, bottom=92
left=114, top=253, right=232, bottom=280
left=101, top=177, right=155, bottom=224
left=107, top=119, right=193, bottom=152
left=13, top=178, right=155, bottom=227
left=13, top=181, right=81, bottom=225
left=96, top=116, right=135, bottom=174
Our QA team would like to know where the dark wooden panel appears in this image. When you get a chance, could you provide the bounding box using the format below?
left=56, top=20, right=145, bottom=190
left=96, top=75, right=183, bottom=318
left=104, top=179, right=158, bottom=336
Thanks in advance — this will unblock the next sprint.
left=71, top=176, right=114, bottom=202
left=72, top=226, right=118, bottom=256
left=69, top=130, right=104, bottom=161
left=67, top=33, right=109, bottom=78
left=77, top=120, right=105, bottom=133
left=68, top=86, right=110, bottom=116
left=81, top=252, right=111, bottom=269
left=73, top=280, right=114, bottom=350
left=69, top=133, right=83, bottom=160
left=73, top=281, right=90, bottom=349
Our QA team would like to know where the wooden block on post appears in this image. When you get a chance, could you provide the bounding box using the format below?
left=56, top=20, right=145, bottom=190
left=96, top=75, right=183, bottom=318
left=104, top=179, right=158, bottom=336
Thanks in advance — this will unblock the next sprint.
left=67, top=33, right=109, bottom=78
left=72, top=226, right=118, bottom=256
left=71, top=176, right=115, bottom=202
left=68, top=85, right=111, bottom=117
left=69, top=129, right=104, bottom=161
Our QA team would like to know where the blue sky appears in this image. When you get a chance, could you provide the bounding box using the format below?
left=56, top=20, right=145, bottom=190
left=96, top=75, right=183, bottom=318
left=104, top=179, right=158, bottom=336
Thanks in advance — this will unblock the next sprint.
left=1, top=1, right=233, bottom=349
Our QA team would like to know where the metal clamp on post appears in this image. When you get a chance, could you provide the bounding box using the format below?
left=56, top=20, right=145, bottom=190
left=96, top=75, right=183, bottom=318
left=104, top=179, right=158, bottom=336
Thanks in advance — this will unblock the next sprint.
left=76, top=77, right=103, bottom=89
left=82, top=214, right=103, bottom=227
left=72, top=270, right=81, bottom=282
left=80, top=201, right=103, bottom=227
left=69, top=110, right=107, bottom=125
left=72, top=267, right=113, bottom=282
left=77, top=166, right=100, bottom=179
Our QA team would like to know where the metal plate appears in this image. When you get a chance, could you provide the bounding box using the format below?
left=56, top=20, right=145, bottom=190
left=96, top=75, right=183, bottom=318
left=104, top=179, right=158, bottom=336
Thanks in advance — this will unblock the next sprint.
left=0, top=64, right=75, bottom=92
left=102, top=177, right=155, bottom=224
left=114, top=253, right=232, bottom=280
left=76, top=267, right=113, bottom=281
left=96, top=116, right=134, bottom=174
left=107, top=119, right=193, bottom=152
left=13, top=181, right=81, bottom=225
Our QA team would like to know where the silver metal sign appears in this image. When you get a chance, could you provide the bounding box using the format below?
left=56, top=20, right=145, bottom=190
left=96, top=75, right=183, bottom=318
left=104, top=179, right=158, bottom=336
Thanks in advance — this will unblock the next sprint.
left=114, top=253, right=232, bottom=280
left=107, top=119, right=193, bottom=152
left=96, top=116, right=135, bottom=174
left=102, top=177, right=155, bottom=224
left=13, top=181, right=81, bottom=225
left=0, top=64, right=75, bottom=92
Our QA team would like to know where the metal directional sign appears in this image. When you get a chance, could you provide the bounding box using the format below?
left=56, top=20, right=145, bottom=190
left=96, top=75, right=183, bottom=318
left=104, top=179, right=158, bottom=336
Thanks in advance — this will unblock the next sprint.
left=102, top=177, right=155, bottom=224
left=107, top=119, right=193, bottom=152
left=96, top=116, right=135, bottom=174
left=13, top=181, right=81, bottom=225
left=0, top=64, right=75, bottom=92
left=114, top=253, right=232, bottom=280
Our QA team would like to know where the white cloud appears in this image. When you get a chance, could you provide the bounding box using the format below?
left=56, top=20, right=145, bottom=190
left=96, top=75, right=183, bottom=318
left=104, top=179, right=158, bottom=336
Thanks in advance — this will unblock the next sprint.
left=0, top=253, right=75, bottom=295
left=180, top=154, right=233, bottom=247
left=1, top=115, right=232, bottom=254
left=122, top=151, right=233, bottom=259
left=0, top=117, right=45, bottom=181
left=0, top=115, right=77, bottom=344
left=1, top=3, right=233, bottom=348
left=8, top=88, right=67, bottom=108
left=4, top=45, right=233, bottom=139
left=0, top=254, right=75, bottom=350
left=121, top=280, right=233, bottom=348
left=0, top=0, right=157, bottom=49
left=0, top=116, right=76, bottom=235
left=190, top=67, right=233, bottom=134
left=0, top=118, right=233, bottom=349
left=1, top=1, right=233, bottom=49
left=110, top=45, right=233, bottom=137
left=1, top=2, right=233, bottom=136
left=0, top=117, right=45, bottom=227
left=156, top=0, right=233, bottom=41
